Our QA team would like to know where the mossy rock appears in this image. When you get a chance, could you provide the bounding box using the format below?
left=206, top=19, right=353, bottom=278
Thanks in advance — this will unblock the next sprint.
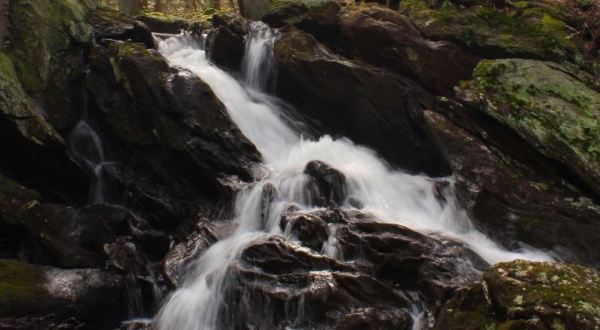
left=459, top=58, right=600, bottom=197
left=0, top=259, right=126, bottom=327
left=0, top=259, right=46, bottom=316
left=436, top=260, right=600, bottom=329
left=397, top=0, right=581, bottom=65
left=136, top=12, right=193, bottom=33
left=0, top=175, right=42, bottom=226
left=7, top=0, right=94, bottom=130
left=0, top=52, right=65, bottom=147
left=262, top=0, right=341, bottom=27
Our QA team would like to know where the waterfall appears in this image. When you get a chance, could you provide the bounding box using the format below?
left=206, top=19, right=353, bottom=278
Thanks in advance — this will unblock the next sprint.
left=242, top=21, right=278, bottom=91
left=69, top=82, right=111, bottom=204
left=155, top=25, right=551, bottom=330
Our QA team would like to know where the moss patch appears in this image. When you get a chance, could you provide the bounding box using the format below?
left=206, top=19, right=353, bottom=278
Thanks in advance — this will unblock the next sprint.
left=398, top=0, right=576, bottom=61
left=460, top=58, right=600, bottom=196
left=0, top=259, right=46, bottom=317
left=436, top=260, right=600, bottom=329
left=0, top=52, right=64, bottom=146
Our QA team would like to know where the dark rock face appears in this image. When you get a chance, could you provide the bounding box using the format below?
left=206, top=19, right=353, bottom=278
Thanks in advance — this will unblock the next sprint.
left=6, top=0, right=94, bottom=131
left=274, top=28, right=450, bottom=176
left=338, top=5, right=479, bottom=96
left=216, top=209, right=487, bottom=329
left=206, top=26, right=246, bottom=71
left=303, top=160, right=347, bottom=207
left=436, top=260, right=600, bottom=330
left=206, top=13, right=250, bottom=72
left=86, top=41, right=261, bottom=226
left=459, top=59, right=600, bottom=198
left=423, top=98, right=600, bottom=267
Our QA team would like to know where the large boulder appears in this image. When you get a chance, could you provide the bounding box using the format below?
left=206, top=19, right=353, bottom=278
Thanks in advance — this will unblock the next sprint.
left=274, top=28, right=450, bottom=176
left=238, top=0, right=273, bottom=20
left=206, top=26, right=246, bottom=71
left=424, top=109, right=600, bottom=266
left=135, top=12, right=194, bottom=34
left=216, top=208, right=486, bottom=328
left=0, top=53, right=88, bottom=203
left=303, top=160, right=347, bottom=207
left=338, top=5, right=479, bottom=95
left=459, top=59, right=600, bottom=198
left=262, top=0, right=341, bottom=28
left=0, top=259, right=127, bottom=329
left=435, top=260, right=600, bottom=329
left=398, top=0, right=600, bottom=73
left=6, top=0, right=95, bottom=131
left=86, top=41, right=261, bottom=226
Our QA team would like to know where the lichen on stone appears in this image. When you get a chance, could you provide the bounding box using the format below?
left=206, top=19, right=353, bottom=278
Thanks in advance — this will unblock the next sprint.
left=460, top=58, right=600, bottom=196
left=436, top=260, right=600, bottom=329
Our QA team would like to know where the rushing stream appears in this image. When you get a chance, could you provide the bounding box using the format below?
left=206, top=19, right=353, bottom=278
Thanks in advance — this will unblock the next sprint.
left=154, top=22, right=552, bottom=330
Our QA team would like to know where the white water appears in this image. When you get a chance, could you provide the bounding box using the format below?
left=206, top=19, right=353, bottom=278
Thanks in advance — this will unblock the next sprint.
left=155, top=23, right=551, bottom=330
left=69, top=91, right=111, bottom=204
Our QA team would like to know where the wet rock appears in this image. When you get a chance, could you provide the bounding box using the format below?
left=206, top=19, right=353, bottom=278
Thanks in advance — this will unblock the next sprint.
left=423, top=109, right=600, bottom=266
left=0, top=259, right=127, bottom=329
left=90, top=7, right=155, bottom=48
left=274, top=28, right=450, bottom=176
left=162, top=220, right=218, bottom=287
left=241, top=236, right=353, bottom=274
left=436, top=260, right=600, bottom=330
left=459, top=59, right=600, bottom=198
left=336, top=221, right=487, bottom=300
left=338, top=5, right=479, bottom=96
left=0, top=316, right=84, bottom=330
left=206, top=26, right=246, bottom=71
left=218, top=209, right=486, bottom=329
left=206, top=12, right=251, bottom=72
left=223, top=236, right=412, bottom=329
left=260, top=183, right=279, bottom=229
left=15, top=202, right=156, bottom=269
left=335, top=307, right=413, bottom=330
left=304, top=160, right=347, bottom=207
left=86, top=40, right=261, bottom=225
left=279, top=211, right=329, bottom=251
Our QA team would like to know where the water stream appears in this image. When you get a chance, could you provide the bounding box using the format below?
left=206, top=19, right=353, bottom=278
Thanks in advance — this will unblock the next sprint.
left=69, top=78, right=111, bottom=204
left=154, top=23, right=551, bottom=330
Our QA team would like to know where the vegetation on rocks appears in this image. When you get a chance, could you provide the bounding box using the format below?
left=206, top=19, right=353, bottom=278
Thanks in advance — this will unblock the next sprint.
left=398, top=0, right=599, bottom=73
left=1, top=0, right=600, bottom=328
left=459, top=58, right=600, bottom=197
left=436, top=260, right=600, bottom=329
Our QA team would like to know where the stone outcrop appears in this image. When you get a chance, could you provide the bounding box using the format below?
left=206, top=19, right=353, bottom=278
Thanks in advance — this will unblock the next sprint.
left=436, top=260, right=600, bottom=329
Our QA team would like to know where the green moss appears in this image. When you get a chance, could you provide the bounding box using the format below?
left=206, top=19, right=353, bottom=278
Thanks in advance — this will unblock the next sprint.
left=437, top=260, right=600, bottom=329
left=0, top=52, right=63, bottom=146
left=0, top=175, right=41, bottom=225
left=0, top=259, right=46, bottom=316
left=398, top=0, right=576, bottom=60
left=464, top=59, right=600, bottom=193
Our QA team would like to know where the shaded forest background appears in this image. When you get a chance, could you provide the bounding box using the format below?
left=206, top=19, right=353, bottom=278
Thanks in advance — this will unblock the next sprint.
left=106, top=0, right=238, bottom=13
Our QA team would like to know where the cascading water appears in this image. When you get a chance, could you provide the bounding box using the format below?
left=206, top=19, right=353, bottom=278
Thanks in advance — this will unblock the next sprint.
left=69, top=78, right=111, bottom=204
left=155, top=23, right=552, bottom=330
